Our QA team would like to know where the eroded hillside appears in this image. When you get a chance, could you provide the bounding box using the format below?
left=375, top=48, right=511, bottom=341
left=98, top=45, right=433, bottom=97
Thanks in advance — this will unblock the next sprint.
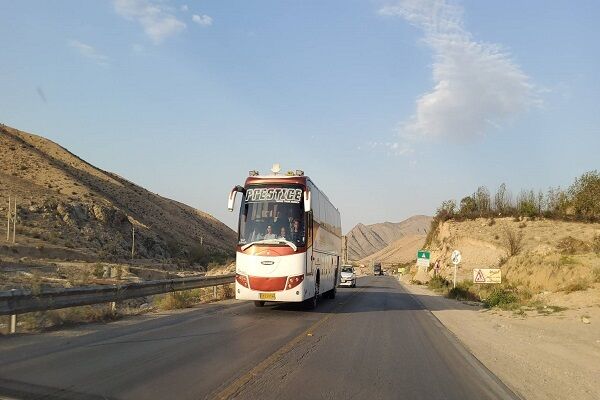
left=0, top=124, right=236, bottom=261
left=346, top=215, right=431, bottom=261
left=427, top=217, right=600, bottom=297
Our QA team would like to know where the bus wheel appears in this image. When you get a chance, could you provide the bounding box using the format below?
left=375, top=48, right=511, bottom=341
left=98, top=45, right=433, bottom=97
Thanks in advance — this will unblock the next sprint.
left=254, top=301, right=265, bottom=307
left=306, top=281, right=319, bottom=309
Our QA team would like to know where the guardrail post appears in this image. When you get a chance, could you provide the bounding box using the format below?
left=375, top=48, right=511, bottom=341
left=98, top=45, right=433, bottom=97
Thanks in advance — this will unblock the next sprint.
left=9, top=314, right=16, bottom=334
left=213, top=285, right=217, bottom=300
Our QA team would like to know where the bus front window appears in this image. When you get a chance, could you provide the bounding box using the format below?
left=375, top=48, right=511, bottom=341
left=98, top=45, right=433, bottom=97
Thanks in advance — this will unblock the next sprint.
left=238, top=186, right=306, bottom=247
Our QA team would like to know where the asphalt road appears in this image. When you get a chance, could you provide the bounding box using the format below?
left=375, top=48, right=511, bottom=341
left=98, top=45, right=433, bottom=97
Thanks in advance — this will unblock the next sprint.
left=0, top=276, right=518, bottom=400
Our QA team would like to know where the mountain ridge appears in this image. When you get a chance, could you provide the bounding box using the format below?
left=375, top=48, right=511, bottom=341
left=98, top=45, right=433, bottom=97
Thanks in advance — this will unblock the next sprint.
left=0, top=124, right=236, bottom=261
left=346, top=215, right=432, bottom=261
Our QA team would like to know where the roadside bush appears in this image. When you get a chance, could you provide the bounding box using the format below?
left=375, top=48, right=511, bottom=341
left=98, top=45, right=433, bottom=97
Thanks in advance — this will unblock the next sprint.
left=92, top=263, right=104, bottom=278
left=155, top=290, right=201, bottom=310
left=483, top=287, right=520, bottom=310
left=562, top=279, right=591, bottom=294
left=592, top=235, right=600, bottom=255
left=428, top=275, right=450, bottom=292
left=447, top=281, right=480, bottom=302
left=569, top=170, right=600, bottom=219
left=503, top=228, right=524, bottom=256
left=556, top=236, right=590, bottom=255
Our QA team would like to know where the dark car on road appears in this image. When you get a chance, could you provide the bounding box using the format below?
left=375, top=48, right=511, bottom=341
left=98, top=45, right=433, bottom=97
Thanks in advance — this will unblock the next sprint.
left=373, top=262, right=383, bottom=276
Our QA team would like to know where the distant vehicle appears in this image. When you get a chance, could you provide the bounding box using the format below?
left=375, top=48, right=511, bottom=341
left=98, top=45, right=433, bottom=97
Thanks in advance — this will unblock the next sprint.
left=339, top=265, right=356, bottom=288
left=228, top=165, right=342, bottom=309
left=374, top=262, right=383, bottom=276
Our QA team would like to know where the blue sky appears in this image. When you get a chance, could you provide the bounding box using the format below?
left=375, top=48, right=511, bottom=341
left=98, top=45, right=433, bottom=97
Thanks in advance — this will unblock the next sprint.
left=1, top=0, right=599, bottom=232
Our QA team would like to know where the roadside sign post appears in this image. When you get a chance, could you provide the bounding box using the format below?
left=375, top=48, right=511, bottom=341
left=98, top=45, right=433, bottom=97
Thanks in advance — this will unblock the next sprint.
left=451, top=250, right=461, bottom=289
left=416, top=250, right=431, bottom=271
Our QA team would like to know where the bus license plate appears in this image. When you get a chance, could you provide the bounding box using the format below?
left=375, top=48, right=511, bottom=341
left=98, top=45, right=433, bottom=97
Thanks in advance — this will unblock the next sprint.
left=259, top=293, right=276, bottom=300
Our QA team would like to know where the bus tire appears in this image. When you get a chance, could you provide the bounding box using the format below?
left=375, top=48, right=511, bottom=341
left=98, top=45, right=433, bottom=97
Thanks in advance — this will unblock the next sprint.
left=254, top=301, right=265, bottom=307
left=306, top=281, right=319, bottom=310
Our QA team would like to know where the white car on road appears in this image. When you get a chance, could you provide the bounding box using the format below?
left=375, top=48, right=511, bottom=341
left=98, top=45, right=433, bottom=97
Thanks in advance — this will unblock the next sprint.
left=339, top=265, right=356, bottom=288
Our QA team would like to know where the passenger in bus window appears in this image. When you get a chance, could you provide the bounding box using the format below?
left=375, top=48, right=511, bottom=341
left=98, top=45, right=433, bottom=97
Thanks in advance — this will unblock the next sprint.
left=279, top=227, right=288, bottom=240
left=264, top=225, right=276, bottom=240
left=290, top=219, right=304, bottom=244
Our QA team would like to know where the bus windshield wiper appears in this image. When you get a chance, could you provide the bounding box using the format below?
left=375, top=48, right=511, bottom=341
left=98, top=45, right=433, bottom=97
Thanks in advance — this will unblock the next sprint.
left=241, top=239, right=297, bottom=252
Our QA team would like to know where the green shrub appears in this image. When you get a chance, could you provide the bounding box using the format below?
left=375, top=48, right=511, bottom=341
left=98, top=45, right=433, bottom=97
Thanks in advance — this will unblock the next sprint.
left=92, top=263, right=104, bottom=278
left=447, top=281, right=480, bottom=302
left=428, top=275, right=450, bottom=292
left=569, top=170, right=600, bottom=219
left=484, top=287, right=520, bottom=310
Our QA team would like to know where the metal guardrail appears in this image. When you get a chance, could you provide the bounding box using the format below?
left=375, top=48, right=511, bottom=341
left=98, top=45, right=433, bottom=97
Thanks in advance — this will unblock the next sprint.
left=0, top=274, right=236, bottom=316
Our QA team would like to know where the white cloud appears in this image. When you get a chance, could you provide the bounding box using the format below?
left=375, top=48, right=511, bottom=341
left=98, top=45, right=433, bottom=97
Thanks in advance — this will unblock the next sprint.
left=181, top=4, right=188, bottom=12
left=68, top=40, right=109, bottom=66
left=113, top=0, right=186, bottom=44
left=366, top=141, right=414, bottom=156
left=192, top=14, right=213, bottom=27
left=380, top=0, right=537, bottom=141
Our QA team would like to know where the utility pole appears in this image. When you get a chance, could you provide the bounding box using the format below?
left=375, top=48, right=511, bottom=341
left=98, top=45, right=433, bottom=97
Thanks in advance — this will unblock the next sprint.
left=131, top=226, right=135, bottom=259
left=6, top=195, right=10, bottom=242
left=6, top=195, right=16, bottom=243
left=12, top=196, right=16, bottom=244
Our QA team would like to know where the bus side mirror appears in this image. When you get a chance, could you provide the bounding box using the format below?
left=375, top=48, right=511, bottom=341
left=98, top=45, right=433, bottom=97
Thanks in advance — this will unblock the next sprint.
left=304, top=190, right=311, bottom=213
left=228, top=185, right=245, bottom=212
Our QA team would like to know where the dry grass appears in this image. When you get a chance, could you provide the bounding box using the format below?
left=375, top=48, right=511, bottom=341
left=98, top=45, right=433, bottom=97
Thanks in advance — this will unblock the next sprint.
left=154, top=284, right=235, bottom=310
left=562, top=279, right=591, bottom=294
left=6, top=305, right=118, bottom=334
left=557, top=236, right=590, bottom=255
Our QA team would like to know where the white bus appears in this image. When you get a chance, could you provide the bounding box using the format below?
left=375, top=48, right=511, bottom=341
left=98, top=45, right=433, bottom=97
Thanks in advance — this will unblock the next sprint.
left=228, top=166, right=342, bottom=308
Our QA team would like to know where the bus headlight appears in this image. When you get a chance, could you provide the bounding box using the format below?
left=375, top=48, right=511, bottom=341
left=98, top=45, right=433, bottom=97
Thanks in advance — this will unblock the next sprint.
left=286, top=274, right=304, bottom=290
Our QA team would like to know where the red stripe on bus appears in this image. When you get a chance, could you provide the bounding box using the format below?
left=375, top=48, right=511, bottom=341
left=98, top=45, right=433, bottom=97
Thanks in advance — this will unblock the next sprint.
left=237, top=245, right=307, bottom=256
left=248, top=276, right=288, bottom=291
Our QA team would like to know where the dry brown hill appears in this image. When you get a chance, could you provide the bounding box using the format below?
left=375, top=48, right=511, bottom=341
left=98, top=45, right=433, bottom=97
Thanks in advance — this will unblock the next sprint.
left=427, top=217, right=600, bottom=296
left=359, top=234, right=425, bottom=265
left=346, top=215, right=432, bottom=261
left=0, top=124, right=236, bottom=261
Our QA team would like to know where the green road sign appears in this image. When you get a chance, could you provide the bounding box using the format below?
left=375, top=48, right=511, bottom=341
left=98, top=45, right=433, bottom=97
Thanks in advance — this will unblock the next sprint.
left=416, top=250, right=430, bottom=267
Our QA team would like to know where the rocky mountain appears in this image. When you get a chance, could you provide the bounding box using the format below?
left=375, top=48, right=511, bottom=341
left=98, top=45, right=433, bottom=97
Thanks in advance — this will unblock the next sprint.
left=346, top=215, right=432, bottom=261
left=358, top=235, right=426, bottom=265
left=0, top=124, right=236, bottom=261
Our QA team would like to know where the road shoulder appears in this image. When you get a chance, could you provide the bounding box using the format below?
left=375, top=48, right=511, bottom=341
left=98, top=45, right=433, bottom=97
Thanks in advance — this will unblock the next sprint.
left=397, top=277, right=600, bottom=400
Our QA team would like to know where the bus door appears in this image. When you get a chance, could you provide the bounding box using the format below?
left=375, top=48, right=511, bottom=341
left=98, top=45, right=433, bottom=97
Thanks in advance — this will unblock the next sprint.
left=306, top=211, right=314, bottom=275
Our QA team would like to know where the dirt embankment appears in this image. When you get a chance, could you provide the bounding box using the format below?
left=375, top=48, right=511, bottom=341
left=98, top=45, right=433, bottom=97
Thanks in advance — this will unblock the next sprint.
left=425, top=217, right=600, bottom=305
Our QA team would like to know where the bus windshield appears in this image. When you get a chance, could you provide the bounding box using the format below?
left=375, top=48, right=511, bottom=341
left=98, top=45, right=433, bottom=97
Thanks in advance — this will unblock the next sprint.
left=238, top=185, right=306, bottom=247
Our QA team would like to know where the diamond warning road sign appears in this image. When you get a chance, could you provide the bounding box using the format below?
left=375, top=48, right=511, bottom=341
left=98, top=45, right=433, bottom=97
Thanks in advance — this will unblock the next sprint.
left=473, top=268, right=501, bottom=284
